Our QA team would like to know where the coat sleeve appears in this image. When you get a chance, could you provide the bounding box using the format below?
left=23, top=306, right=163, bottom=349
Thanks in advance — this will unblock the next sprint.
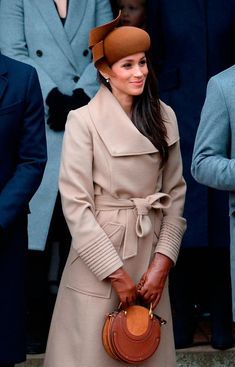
left=0, top=68, right=47, bottom=230
left=191, top=77, right=235, bottom=190
left=0, top=0, right=57, bottom=99
left=59, top=110, right=123, bottom=281
left=155, top=107, right=187, bottom=263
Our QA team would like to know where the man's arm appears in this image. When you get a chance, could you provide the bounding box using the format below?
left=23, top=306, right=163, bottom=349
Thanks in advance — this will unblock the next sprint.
left=191, top=76, right=235, bottom=190
left=0, top=68, right=47, bottom=230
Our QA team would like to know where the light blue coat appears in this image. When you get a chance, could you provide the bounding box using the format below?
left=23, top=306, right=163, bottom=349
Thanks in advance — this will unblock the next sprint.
left=0, top=0, right=113, bottom=250
left=191, top=65, right=235, bottom=319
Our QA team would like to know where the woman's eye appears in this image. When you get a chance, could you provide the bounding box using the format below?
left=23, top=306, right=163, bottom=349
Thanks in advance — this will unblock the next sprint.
left=122, top=63, right=132, bottom=68
left=139, top=60, right=147, bottom=66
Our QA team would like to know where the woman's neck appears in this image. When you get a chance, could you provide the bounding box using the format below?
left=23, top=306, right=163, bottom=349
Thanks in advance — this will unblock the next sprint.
left=112, top=92, right=133, bottom=118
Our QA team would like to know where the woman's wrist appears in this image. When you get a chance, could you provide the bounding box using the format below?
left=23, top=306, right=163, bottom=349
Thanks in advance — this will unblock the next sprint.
left=152, top=253, right=173, bottom=274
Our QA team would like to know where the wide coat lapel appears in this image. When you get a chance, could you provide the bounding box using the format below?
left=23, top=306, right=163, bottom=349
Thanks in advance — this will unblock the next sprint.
left=88, top=86, right=158, bottom=156
left=65, top=0, right=87, bottom=42
left=0, top=55, right=8, bottom=101
left=32, top=0, right=77, bottom=69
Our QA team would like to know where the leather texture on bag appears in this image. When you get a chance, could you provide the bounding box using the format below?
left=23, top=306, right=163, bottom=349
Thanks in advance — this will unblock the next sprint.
left=102, top=305, right=165, bottom=364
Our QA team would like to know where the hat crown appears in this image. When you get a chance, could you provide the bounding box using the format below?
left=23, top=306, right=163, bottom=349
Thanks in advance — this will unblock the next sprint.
left=89, top=12, right=150, bottom=75
left=104, top=26, right=150, bottom=65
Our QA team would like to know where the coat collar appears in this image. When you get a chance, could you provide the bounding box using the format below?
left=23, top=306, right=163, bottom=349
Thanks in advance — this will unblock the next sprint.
left=0, top=54, right=8, bottom=101
left=32, top=0, right=78, bottom=69
left=88, top=85, right=179, bottom=157
left=65, top=0, right=87, bottom=43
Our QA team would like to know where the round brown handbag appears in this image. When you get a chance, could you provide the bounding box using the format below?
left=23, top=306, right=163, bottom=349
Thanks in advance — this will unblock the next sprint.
left=102, top=304, right=166, bottom=364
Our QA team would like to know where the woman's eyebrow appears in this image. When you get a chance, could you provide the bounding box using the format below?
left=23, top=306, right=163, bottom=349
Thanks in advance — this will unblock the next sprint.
left=121, top=56, right=146, bottom=62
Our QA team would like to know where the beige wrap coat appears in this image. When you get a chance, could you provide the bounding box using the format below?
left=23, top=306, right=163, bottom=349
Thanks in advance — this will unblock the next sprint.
left=44, top=85, right=186, bottom=367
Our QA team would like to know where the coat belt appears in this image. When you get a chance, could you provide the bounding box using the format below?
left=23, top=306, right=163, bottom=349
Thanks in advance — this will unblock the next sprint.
left=95, top=193, right=172, bottom=260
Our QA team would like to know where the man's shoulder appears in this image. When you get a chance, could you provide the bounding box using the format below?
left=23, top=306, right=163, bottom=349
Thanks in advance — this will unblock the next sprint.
left=206, top=65, right=235, bottom=100
left=0, top=54, right=42, bottom=102
left=0, top=53, right=35, bottom=76
left=212, top=65, right=235, bottom=85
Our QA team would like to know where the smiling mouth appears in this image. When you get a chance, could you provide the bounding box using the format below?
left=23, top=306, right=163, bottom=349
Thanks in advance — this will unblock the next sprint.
left=131, top=80, right=144, bottom=85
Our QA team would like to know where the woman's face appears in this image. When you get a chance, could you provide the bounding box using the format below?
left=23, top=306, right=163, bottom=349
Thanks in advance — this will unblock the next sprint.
left=118, top=0, right=146, bottom=28
left=109, top=52, right=148, bottom=103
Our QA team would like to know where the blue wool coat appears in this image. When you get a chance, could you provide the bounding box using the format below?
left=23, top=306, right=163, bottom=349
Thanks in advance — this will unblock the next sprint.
left=147, top=0, right=235, bottom=248
left=0, top=54, right=47, bottom=363
left=0, top=0, right=113, bottom=250
left=191, top=66, right=235, bottom=318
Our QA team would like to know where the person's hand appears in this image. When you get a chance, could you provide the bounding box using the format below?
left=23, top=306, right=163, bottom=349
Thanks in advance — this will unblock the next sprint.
left=46, top=88, right=67, bottom=108
left=46, top=108, right=68, bottom=131
left=137, top=253, right=173, bottom=309
left=108, top=268, right=137, bottom=308
left=46, top=88, right=71, bottom=131
left=46, top=88, right=90, bottom=131
left=72, top=88, right=90, bottom=108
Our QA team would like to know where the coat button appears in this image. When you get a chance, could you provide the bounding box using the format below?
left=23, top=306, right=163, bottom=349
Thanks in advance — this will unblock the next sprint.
left=73, top=75, right=80, bottom=83
left=83, top=49, right=89, bottom=57
left=36, top=50, right=43, bottom=57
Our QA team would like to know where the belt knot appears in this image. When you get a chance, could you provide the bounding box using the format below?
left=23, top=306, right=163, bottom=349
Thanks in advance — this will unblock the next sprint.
left=95, top=192, right=172, bottom=259
left=131, top=198, right=152, bottom=237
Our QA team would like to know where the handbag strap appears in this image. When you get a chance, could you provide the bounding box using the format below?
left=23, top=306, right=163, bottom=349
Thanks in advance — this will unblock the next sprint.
left=118, top=302, right=167, bottom=326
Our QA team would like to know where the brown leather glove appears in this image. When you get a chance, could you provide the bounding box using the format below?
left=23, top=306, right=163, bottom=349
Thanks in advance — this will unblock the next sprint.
left=108, top=268, right=137, bottom=308
left=137, top=253, right=173, bottom=309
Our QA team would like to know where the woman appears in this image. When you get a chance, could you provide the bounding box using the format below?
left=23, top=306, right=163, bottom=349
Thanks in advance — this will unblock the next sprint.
left=44, top=13, right=186, bottom=367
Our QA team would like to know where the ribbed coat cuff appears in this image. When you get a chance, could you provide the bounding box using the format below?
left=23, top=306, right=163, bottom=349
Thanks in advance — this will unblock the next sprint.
left=155, top=216, right=187, bottom=264
left=78, top=233, right=123, bottom=281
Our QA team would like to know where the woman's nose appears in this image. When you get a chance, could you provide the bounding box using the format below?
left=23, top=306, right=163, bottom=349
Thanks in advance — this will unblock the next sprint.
left=134, top=66, right=143, bottom=76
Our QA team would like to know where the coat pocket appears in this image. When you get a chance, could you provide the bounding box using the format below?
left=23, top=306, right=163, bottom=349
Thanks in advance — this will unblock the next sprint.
left=66, top=222, right=125, bottom=298
left=101, top=221, right=125, bottom=253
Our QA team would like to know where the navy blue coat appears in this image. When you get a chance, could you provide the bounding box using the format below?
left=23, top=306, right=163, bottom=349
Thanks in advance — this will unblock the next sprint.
left=147, top=0, right=235, bottom=248
left=0, top=54, right=47, bottom=363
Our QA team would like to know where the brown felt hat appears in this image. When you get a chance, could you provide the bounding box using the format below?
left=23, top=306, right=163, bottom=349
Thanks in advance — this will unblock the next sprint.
left=89, top=12, right=150, bottom=76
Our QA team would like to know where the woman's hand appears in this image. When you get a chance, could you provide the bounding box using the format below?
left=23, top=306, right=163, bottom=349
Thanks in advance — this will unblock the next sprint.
left=108, top=268, right=137, bottom=308
left=137, top=253, right=173, bottom=309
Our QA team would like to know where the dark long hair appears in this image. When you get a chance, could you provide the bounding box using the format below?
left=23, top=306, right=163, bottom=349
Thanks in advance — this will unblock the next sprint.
left=98, top=55, right=169, bottom=165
